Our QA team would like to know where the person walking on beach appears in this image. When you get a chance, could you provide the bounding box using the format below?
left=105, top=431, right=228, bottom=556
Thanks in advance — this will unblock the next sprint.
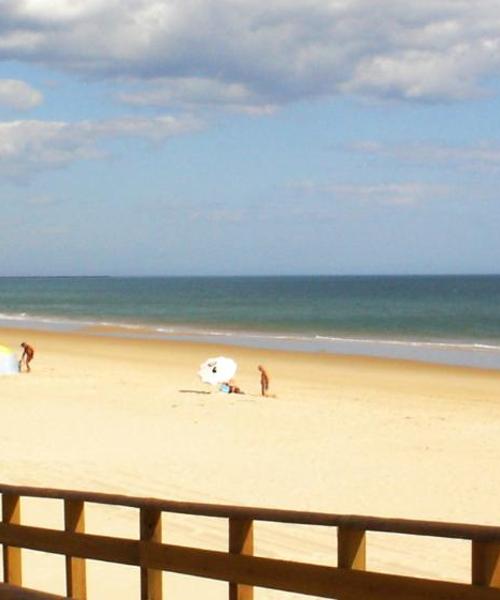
left=19, top=342, right=34, bottom=372
left=258, top=365, right=270, bottom=396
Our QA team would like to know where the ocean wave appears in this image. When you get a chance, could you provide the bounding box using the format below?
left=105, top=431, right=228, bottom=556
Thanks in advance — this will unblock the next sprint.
left=314, top=335, right=500, bottom=352
left=0, top=312, right=77, bottom=326
left=1, top=311, right=499, bottom=355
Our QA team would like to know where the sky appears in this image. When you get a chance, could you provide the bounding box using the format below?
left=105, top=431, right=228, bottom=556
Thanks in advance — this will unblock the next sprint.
left=1, top=0, right=500, bottom=276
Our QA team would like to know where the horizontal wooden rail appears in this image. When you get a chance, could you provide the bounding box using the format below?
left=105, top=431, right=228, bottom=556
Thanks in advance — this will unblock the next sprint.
left=2, top=483, right=500, bottom=599
left=2, top=483, right=500, bottom=542
left=0, top=523, right=139, bottom=566
left=2, top=522, right=500, bottom=600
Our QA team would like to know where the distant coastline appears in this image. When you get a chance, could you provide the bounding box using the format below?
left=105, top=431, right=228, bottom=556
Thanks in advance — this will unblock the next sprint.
left=1, top=273, right=499, bottom=278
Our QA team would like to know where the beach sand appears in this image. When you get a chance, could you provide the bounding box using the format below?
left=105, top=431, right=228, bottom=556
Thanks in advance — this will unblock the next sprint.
left=1, top=327, right=500, bottom=598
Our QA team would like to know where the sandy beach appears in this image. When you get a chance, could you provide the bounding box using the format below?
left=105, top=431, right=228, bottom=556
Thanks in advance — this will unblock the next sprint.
left=1, top=326, right=500, bottom=598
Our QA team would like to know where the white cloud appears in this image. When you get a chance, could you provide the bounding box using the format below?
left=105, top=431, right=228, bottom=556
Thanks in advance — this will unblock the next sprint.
left=189, top=207, right=245, bottom=223
left=0, top=79, right=43, bottom=110
left=80, top=114, right=202, bottom=141
left=289, top=181, right=450, bottom=206
left=349, top=140, right=500, bottom=169
left=341, top=50, right=480, bottom=100
left=15, top=0, right=106, bottom=23
left=0, top=114, right=202, bottom=176
left=0, top=121, right=100, bottom=167
left=25, top=194, right=59, bottom=206
left=2, top=0, right=500, bottom=108
left=119, top=77, right=278, bottom=115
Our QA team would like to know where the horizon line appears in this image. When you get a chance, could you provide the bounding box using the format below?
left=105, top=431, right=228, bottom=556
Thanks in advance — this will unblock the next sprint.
left=1, top=273, right=499, bottom=278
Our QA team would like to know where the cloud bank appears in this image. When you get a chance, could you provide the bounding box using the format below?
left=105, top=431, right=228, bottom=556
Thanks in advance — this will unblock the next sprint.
left=2, top=0, right=500, bottom=110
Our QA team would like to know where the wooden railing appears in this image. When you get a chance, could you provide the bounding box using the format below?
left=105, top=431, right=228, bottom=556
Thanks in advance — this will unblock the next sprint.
left=1, top=483, right=500, bottom=599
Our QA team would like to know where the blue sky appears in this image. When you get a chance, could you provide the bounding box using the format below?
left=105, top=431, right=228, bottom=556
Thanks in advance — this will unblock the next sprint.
left=1, top=0, right=500, bottom=276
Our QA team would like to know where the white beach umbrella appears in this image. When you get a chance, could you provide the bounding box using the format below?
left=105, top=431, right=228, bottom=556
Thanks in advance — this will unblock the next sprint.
left=198, top=356, right=237, bottom=385
left=0, top=345, right=19, bottom=375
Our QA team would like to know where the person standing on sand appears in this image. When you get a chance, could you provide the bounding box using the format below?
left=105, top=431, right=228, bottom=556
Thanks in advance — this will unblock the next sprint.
left=19, top=342, right=35, bottom=372
left=258, top=365, right=270, bottom=396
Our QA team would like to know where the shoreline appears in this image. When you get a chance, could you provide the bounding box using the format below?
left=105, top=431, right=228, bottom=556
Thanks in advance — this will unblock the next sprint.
left=2, top=323, right=500, bottom=388
left=1, top=313, right=500, bottom=371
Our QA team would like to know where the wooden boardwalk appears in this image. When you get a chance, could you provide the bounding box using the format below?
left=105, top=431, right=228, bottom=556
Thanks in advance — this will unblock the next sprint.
left=1, top=483, right=500, bottom=599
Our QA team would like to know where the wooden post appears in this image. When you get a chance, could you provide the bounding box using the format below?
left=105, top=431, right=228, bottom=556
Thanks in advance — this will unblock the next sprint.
left=229, top=518, right=254, bottom=600
left=338, top=527, right=366, bottom=570
left=472, top=541, right=500, bottom=587
left=140, top=508, right=162, bottom=600
left=2, top=493, right=22, bottom=585
left=64, top=499, right=87, bottom=599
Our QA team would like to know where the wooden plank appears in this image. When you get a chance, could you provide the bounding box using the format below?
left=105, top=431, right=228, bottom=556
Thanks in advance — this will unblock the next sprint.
left=338, top=527, right=366, bottom=570
left=140, top=508, right=162, bottom=600
left=472, top=541, right=500, bottom=587
left=64, top=500, right=86, bottom=599
left=142, top=541, right=500, bottom=600
left=0, top=583, right=67, bottom=599
left=0, top=523, right=139, bottom=567
left=2, top=494, right=22, bottom=586
left=2, top=484, right=500, bottom=542
left=229, top=518, right=253, bottom=600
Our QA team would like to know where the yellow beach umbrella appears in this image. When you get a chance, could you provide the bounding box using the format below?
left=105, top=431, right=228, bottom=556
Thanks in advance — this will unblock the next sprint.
left=0, top=345, right=19, bottom=375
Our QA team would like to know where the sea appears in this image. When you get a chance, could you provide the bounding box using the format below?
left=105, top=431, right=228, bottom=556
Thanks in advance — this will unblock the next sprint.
left=0, top=275, right=499, bottom=370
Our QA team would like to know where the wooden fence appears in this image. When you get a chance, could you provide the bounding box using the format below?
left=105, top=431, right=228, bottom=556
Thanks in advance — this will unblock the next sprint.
left=1, top=483, right=500, bottom=599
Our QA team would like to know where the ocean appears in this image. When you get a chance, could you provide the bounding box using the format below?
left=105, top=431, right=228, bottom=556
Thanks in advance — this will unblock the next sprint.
left=0, top=275, right=499, bottom=369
